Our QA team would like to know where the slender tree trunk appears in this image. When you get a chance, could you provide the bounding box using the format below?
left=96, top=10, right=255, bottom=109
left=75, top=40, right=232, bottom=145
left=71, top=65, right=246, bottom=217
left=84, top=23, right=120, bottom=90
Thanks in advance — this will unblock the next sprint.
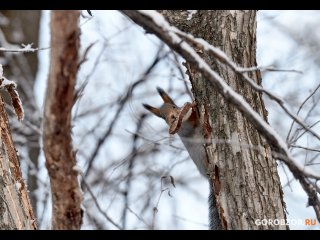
left=160, top=10, right=287, bottom=230
left=0, top=96, right=37, bottom=229
left=43, top=10, right=82, bottom=230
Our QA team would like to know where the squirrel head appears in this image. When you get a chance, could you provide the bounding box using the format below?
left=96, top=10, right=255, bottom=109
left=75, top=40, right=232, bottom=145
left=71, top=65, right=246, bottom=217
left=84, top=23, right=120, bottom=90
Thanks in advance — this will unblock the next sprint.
left=143, top=87, right=181, bottom=126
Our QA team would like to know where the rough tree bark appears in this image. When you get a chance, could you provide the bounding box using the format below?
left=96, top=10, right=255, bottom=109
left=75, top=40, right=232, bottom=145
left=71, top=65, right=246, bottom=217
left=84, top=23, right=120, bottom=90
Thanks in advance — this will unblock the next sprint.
left=0, top=10, right=41, bottom=217
left=159, top=10, right=287, bottom=230
left=0, top=96, right=36, bottom=229
left=43, top=10, right=83, bottom=230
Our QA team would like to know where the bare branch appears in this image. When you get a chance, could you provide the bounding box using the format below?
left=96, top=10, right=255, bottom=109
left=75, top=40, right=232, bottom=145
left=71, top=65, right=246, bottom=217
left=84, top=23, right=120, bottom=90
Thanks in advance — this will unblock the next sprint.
left=287, top=82, right=320, bottom=143
left=0, top=46, right=49, bottom=53
left=239, top=66, right=303, bottom=74
left=290, top=145, right=320, bottom=153
left=0, top=29, right=49, bottom=53
left=151, top=176, right=175, bottom=230
left=290, top=119, right=320, bottom=146
left=126, top=207, right=150, bottom=228
left=121, top=113, right=147, bottom=229
left=81, top=176, right=122, bottom=229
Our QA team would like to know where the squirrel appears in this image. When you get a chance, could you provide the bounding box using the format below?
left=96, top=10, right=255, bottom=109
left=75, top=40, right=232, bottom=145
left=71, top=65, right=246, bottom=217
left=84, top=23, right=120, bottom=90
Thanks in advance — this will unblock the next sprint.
left=143, top=87, right=221, bottom=230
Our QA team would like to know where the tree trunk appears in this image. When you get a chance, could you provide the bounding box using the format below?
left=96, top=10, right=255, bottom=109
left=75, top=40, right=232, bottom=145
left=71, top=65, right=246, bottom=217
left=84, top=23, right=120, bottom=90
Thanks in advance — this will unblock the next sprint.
left=0, top=96, right=36, bottom=229
left=0, top=10, right=41, bottom=217
left=43, top=10, right=82, bottom=230
left=160, top=10, right=287, bottom=230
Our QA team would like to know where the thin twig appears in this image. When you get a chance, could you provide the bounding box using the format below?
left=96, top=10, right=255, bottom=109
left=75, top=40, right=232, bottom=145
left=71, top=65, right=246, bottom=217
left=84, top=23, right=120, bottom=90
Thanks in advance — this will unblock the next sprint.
left=239, top=66, right=303, bottom=74
left=0, top=46, right=49, bottom=53
left=81, top=176, right=122, bottom=229
left=151, top=181, right=169, bottom=230
left=287, top=82, right=320, bottom=143
left=290, top=119, right=320, bottom=146
left=127, top=207, right=150, bottom=228
left=170, top=49, right=193, bottom=99
left=121, top=113, right=147, bottom=229
left=290, top=144, right=320, bottom=153
left=172, top=214, right=208, bottom=227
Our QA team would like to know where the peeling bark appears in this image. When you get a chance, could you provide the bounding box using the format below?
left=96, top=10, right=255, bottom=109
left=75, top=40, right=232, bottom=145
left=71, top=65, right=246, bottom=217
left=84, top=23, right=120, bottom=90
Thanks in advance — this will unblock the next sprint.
left=43, top=10, right=82, bottom=230
left=0, top=96, right=36, bottom=229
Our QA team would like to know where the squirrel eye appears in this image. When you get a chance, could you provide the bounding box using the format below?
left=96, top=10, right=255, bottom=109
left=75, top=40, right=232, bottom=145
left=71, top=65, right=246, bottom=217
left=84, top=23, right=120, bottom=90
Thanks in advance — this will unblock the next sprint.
left=170, top=115, right=176, bottom=119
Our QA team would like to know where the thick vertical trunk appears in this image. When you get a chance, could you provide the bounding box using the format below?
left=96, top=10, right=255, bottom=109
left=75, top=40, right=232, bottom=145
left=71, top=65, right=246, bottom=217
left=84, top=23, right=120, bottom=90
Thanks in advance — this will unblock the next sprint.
left=0, top=10, right=41, bottom=216
left=160, top=10, right=287, bottom=230
left=0, top=96, right=36, bottom=229
left=43, top=10, right=82, bottom=230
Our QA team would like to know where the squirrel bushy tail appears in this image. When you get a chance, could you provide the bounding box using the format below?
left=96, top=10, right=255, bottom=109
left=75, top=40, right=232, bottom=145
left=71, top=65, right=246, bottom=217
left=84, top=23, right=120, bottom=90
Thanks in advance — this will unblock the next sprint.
left=209, top=181, right=221, bottom=230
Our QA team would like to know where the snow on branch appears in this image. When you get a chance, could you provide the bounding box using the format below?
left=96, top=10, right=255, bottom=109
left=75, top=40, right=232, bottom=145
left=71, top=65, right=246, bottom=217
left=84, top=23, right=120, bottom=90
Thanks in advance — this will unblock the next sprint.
left=172, top=27, right=320, bottom=142
left=0, top=64, right=24, bottom=120
left=239, top=66, right=303, bottom=74
left=121, top=10, right=320, bottom=220
left=187, top=10, right=197, bottom=20
left=0, top=28, right=48, bottom=53
left=0, top=44, right=49, bottom=53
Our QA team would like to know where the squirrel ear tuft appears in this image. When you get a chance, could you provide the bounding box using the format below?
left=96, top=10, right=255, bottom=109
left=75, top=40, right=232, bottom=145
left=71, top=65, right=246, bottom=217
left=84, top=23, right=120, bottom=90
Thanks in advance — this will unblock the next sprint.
left=142, top=103, right=163, bottom=118
left=156, top=87, right=176, bottom=106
